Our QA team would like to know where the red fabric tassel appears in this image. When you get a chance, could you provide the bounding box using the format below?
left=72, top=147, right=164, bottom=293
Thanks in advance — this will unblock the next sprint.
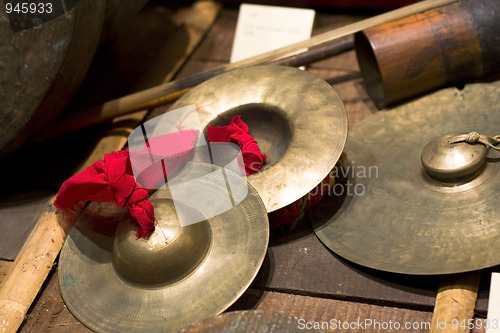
left=207, top=115, right=266, bottom=175
left=54, top=130, right=198, bottom=238
left=54, top=115, right=266, bottom=237
left=54, top=150, right=155, bottom=238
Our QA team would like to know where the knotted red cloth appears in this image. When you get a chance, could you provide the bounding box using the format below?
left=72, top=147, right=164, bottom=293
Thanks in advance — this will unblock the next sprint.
left=54, top=116, right=266, bottom=238
left=207, top=115, right=267, bottom=175
left=54, top=130, right=199, bottom=238
left=54, top=150, right=154, bottom=238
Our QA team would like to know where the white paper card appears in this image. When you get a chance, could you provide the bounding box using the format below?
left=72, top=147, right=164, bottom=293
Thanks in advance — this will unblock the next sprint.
left=487, top=272, right=500, bottom=332
left=230, top=3, right=315, bottom=63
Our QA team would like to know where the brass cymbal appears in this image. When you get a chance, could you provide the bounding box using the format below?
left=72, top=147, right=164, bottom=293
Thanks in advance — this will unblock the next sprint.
left=170, top=65, right=348, bottom=212
left=179, top=310, right=325, bottom=333
left=59, top=163, right=269, bottom=333
left=312, top=81, right=500, bottom=275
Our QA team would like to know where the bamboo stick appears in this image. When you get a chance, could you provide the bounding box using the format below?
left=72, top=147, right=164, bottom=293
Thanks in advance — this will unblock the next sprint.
left=38, top=37, right=354, bottom=141
left=430, top=271, right=482, bottom=333
left=0, top=208, right=77, bottom=333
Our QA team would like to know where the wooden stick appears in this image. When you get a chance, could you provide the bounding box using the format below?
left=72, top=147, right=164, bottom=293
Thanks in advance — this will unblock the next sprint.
left=267, top=36, right=354, bottom=67
left=37, top=37, right=354, bottom=141
left=430, top=270, right=482, bottom=333
left=37, top=0, right=458, bottom=141
left=0, top=208, right=77, bottom=333
left=0, top=2, right=221, bottom=332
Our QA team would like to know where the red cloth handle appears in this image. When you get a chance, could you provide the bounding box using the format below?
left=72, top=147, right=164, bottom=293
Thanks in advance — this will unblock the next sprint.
left=207, top=115, right=266, bottom=175
left=54, top=150, right=155, bottom=238
left=54, top=117, right=266, bottom=238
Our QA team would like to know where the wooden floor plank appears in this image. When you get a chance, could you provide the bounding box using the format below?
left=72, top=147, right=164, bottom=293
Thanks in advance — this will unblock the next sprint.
left=16, top=270, right=436, bottom=333
left=256, top=228, right=440, bottom=310
left=4, top=4, right=497, bottom=332
left=155, top=7, right=492, bottom=316
left=19, top=270, right=91, bottom=333
left=190, top=8, right=237, bottom=63
left=232, top=289, right=434, bottom=333
left=235, top=290, right=488, bottom=333
left=0, top=194, right=53, bottom=260
left=13, top=268, right=491, bottom=333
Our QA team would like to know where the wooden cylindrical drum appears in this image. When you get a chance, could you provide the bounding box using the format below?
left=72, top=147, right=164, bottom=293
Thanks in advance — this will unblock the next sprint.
left=355, top=0, right=500, bottom=108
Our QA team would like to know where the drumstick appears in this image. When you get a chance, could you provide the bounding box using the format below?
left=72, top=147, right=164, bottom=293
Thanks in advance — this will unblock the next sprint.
left=430, top=271, right=482, bottom=333
left=36, top=0, right=458, bottom=141
left=37, top=37, right=354, bottom=141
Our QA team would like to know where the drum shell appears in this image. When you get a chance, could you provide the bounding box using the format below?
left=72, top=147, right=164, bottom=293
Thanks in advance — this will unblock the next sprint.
left=355, top=0, right=500, bottom=108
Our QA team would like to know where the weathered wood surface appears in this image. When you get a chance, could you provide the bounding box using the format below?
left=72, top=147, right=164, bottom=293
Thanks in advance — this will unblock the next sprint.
left=17, top=272, right=488, bottom=333
left=175, top=8, right=494, bottom=314
left=0, top=2, right=221, bottom=332
left=0, top=192, right=54, bottom=260
left=0, top=4, right=496, bottom=333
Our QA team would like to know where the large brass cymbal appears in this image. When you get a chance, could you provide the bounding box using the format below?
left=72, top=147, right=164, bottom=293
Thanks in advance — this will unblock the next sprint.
left=170, top=65, right=348, bottom=212
left=313, top=81, right=500, bottom=275
left=59, top=163, right=269, bottom=333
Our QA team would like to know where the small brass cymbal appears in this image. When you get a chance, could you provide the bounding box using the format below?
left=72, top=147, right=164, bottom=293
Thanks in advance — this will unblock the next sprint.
left=313, top=81, right=500, bottom=275
left=420, top=132, right=488, bottom=181
left=170, top=65, right=348, bottom=213
left=59, top=163, right=269, bottom=333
